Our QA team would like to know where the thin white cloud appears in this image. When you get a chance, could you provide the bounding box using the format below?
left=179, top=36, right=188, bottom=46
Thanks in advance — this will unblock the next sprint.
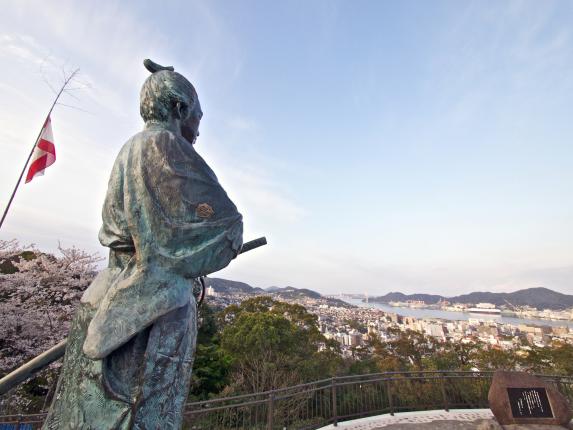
left=226, top=165, right=307, bottom=224
left=0, top=1, right=571, bottom=297
left=226, top=116, right=259, bottom=132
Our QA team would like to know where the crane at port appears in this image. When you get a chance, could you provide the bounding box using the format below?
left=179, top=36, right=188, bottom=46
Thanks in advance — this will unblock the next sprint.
left=503, top=299, right=516, bottom=310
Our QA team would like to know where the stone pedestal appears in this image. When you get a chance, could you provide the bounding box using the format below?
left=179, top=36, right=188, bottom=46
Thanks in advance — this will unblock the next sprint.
left=488, top=371, right=572, bottom=427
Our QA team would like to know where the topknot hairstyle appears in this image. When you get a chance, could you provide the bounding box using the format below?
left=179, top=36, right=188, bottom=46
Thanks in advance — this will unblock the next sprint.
left=140, top=59, right=198, bottom=122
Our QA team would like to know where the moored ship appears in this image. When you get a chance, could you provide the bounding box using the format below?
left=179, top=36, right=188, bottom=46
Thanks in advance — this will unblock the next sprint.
left=467, top=302, right=501, bottom=315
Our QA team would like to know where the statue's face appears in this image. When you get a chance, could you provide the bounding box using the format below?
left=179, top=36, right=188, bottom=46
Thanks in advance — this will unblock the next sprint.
left=181, top=99, right=203, bottom=145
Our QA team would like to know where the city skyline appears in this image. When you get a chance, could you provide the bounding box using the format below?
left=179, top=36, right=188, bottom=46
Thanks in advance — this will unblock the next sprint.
left=0, top=1, right=572, bottom=295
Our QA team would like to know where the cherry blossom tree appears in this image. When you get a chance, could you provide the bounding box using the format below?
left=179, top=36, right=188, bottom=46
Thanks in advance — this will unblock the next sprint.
left=0, top=239, right=102, bottom=413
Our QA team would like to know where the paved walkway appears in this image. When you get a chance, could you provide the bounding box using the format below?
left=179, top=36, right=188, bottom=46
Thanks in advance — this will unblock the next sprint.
left=318, top=410, right=573, bottom=429
left=318, top=409, right=496, bottom=429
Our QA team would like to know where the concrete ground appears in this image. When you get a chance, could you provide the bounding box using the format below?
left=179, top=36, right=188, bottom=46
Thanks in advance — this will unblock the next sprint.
left=368, top=421, right=571, bottom=429
left=370, top=419, right=493, bottom=429
left=318, top=409, right=572, bottom=430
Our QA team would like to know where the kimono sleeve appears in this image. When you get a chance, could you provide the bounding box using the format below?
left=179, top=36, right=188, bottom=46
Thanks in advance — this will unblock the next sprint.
left=125, top=129, right=243, bottom=277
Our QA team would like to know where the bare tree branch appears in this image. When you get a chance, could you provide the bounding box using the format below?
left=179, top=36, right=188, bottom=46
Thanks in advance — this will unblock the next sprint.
left=55, top=102, right=95, bottom=115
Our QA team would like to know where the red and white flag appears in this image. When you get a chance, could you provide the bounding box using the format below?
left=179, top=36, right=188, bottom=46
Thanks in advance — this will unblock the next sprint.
left=25, top=115, right=56, bottom=183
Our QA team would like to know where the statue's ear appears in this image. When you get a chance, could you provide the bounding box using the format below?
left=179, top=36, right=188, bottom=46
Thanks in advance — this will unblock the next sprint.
left=174, top=101, right=191, bottom=121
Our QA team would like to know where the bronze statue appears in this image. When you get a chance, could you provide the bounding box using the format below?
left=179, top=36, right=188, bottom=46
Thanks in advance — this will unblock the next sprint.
left=43, top=60, right=244, bottom=429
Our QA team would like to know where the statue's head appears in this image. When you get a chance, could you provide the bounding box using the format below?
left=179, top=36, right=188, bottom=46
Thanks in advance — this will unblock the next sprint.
left=140, top=59, right=203, bottom=144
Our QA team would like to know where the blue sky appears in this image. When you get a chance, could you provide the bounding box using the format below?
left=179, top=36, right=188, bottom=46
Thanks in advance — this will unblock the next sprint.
left=0, top=0, right=572, bottom=295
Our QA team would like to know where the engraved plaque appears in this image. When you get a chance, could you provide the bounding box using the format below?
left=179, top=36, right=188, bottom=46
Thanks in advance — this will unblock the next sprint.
left=507, top=387, right=553, bottom=418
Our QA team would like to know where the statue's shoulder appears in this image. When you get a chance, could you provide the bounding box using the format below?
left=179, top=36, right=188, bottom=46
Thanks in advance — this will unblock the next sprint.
left=128, top=127, right=180, bottom=152
left=136, top=127, right=172, bottom=138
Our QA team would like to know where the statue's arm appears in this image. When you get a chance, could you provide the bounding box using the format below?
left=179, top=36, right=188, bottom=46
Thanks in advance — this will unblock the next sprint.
left=125, top=131, right=243, bottom=278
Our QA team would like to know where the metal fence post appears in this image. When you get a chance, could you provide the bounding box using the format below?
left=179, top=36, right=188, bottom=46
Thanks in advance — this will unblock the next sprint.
left=267, top=392, right=274, bottom=430
left=386, top=380, right=394, bottom=416
left=331, top=377, right=338, bottom=427
left=555, top=378, right=564, bottom=397
left=440, top=375, right=449, bottom=412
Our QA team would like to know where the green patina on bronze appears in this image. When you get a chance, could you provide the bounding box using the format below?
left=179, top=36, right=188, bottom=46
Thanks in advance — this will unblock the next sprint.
left=43, top=60, right=243, bottom=429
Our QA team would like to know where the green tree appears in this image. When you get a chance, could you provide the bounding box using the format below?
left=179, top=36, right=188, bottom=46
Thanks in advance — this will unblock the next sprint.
left=188, top=304, right=231, bottom=401
left=549, top=342, right=573, bottom=375
left=473, top=347, right=517, bottom=371
left=424, top=341, right=483, bottom=371
left=344, top=319, right=367, bottom=333
left=519, top=341, right=573, bottom=375
left=373, top=328, right=436, bottom=371
left=218, top=297, right=340, bottom=394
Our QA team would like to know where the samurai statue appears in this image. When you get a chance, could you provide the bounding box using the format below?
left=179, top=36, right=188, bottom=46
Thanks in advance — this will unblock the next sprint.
left=43, top=59, right=243, bottom=429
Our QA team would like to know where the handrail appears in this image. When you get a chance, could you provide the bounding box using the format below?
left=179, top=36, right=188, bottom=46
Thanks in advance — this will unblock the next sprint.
left=0, top=340, right=67, bottom=396
left=183, top=370, right=572, bottom=409
left=181, top=371, right=572, bottom=429
left=2, top=371, right=572, bottom=429
left=183, top=371, right=499, bottom=408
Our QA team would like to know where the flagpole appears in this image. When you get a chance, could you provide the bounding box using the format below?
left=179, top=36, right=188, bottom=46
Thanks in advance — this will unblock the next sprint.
left=0, top=69, right=79, bottom=231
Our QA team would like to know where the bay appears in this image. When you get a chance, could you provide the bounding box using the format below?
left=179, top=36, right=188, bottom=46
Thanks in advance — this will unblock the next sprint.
left=343, top=298, right=573, bottom=329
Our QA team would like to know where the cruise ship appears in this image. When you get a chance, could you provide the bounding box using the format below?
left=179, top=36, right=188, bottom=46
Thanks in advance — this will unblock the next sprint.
left=467, top=303, right=501, bottom=315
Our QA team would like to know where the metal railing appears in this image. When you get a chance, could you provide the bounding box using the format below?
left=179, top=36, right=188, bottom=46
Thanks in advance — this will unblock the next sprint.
left=1, top=371, right=572, bottom=429
left=182, top=371, right=573, bottom=429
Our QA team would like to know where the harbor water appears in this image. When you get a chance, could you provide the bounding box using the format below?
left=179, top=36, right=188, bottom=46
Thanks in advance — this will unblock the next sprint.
left=343, top=298, right=573, bottom=328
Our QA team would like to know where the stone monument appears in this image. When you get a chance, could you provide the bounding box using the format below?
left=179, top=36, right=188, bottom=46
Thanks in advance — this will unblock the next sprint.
left=488, top=370, right=572, bottom=427
left=42, top=60, right=243, bottom=429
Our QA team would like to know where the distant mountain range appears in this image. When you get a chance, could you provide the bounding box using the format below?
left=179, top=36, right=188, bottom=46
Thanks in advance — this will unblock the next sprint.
left=206, top=277, right=266, bottom=294
left=265, top=286, right=322, bottom=299
left=369, top=287, right=573, bottom=310
left=205, top=279, right=572, bottom=311
left=205, top=277, right=322, bottom=300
